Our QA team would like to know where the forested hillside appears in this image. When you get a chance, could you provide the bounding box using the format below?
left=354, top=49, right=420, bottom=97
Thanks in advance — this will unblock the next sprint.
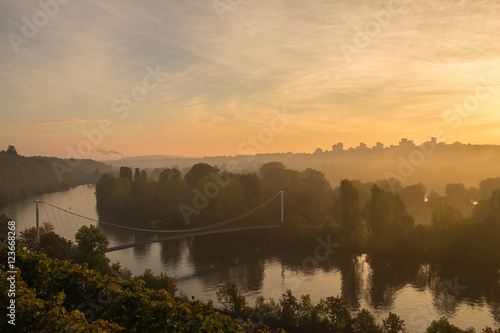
left=0, top=147, right=114, bottom=208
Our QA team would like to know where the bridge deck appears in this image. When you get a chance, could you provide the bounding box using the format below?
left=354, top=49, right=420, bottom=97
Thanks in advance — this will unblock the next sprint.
left=105, top=225, right=280, bottom=253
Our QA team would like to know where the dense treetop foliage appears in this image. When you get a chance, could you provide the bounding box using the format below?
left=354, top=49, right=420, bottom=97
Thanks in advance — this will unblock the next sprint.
left=0, top=244, right=273, bottom=332
left=96, top=162, right=500, bottom=266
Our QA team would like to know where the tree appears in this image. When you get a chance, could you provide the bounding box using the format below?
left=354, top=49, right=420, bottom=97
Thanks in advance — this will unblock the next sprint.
left=254, top=296, right=280, bottom=323
left=366, top=185, right=414, bottom=255
left=185, top=163, right=219, bottom=187
left=367, top=184, right=394, bottom=237
left=340, top=179, right=360, bottom=229
left=280, top=289, right=300, bottom=326
left=239, top=173, right=262, bottom=208
left=95, top=174, right=117, bottom=211
left=134, top=168, right=141, bottom=181
left=431, top=204, right=462, bottom=229
left=445, top=183, right=471, bottom=206
left=18, top=222, right=73, bottom=260
left=131, top=176, right=152, bottom=219
left=260, top=162, right=290, bottom=190
left=6, top=145, right=17, bottom=155
left=298, top=294, right=326, bottom=332
left=275, top=215, right=312, bottom=247
left=300, top=168, right=331, bottom=216
left=110, top=262, right=133, bottom=280
left=73, top=225, right=110, bottom=272
left=340, top=179, right=363, bottom=249
left=19, top=222, right=55, bottom=252
left=136, top=268, right=177, bottom=294
left=157, top=169, right=184, bottom=226
left=119, top=166, right=133, bottom=183
left=216, top=282, right=246, bottom=316
left=479, top=177, right=500, bottom=200
left=490, top=189, right=500, bottom=223
left=482, top=328, right=500, bottom=333
left=398, top=184, right=426, bottom=208
left=325, top=296, right=351, bottom=332
left=352, top=309, right=382, bottom=333
left=113, top=177, right=132, bottom=215
left=37, top=231, right=73, bottom=260
left=426, top=317, right=473, bottom=333
left=382, top=312, right=406, bottom=333
left=159, top=168, right=181, bottom=183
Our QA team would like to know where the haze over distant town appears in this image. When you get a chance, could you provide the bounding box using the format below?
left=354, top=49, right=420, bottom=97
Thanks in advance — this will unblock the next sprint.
left=1, top=0, right=500, bottom=160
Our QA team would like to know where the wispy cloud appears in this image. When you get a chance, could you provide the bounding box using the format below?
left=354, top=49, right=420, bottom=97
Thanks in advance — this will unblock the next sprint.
left=19, top=118, right=88, bottom=126
left=1, top=0, right=499, bottom=157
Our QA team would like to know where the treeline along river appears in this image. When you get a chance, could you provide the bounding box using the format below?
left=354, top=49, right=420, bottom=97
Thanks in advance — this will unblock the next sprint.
left=4, top=184, right=500, bottom=332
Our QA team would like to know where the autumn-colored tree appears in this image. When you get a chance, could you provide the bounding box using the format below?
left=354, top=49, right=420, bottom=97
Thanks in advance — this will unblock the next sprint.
left=136, top=268, right=177, bottom=294
left=216, top=282, right=246, bottom=316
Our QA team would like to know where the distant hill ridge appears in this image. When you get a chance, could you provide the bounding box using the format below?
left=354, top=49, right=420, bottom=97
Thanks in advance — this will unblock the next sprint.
left=0, top=151, right=114, bottom=208
left=100, top=141, right=500, bottom=193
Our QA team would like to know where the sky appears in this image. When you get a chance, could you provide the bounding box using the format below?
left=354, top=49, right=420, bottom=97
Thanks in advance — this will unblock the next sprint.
left=0, top=0, right=499, bottom=160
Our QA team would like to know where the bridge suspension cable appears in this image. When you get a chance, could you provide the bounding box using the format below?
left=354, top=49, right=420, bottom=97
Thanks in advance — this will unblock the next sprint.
left=283, top=192, right=322, bottom=224
left=40, top=191, right=282, bottom=234
left=8, top=201, right=35, bottom=216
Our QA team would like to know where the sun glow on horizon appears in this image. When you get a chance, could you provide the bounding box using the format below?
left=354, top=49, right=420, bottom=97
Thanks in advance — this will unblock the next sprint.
left=0, top=0, right=499, bottom=159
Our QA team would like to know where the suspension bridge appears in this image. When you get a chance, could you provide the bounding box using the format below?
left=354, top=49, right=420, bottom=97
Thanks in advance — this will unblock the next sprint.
left=12, top=191, right=320, bottom=253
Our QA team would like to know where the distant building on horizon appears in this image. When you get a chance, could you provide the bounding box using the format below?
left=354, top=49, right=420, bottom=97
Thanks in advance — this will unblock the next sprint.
left=357, top=142, right=367, bottom=150
left=420, top=137, right=438, bottom=148
left=332, top=142, right=344, bottom=152
left=399, top=138, right=415, bottom=148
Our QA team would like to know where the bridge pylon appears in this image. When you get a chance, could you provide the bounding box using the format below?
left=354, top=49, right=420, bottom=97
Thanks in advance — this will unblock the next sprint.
left=34, top=200, right=41, bottom=245
left=280, top=191, right=284, bottom=223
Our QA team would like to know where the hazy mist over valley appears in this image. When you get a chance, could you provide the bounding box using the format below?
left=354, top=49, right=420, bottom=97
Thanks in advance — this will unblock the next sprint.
left=2, top=0, right=500, bottom=331
left=103, top=139, right=500, bottom=195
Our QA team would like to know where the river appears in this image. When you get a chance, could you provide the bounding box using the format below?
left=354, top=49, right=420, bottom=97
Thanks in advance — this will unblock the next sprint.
left=3, top=184, right=499, bottom=332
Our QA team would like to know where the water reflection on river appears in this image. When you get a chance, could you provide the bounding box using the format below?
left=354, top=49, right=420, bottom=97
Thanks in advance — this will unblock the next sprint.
left=4, top=185, right=499, bottom=332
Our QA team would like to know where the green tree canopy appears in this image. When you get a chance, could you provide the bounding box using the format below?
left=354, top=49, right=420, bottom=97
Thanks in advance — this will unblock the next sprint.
left=38, top=231, right=73, bottom=260
left=73, top=225, right=110, bottom=272
left=136, top=268, right=177, bottom=294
